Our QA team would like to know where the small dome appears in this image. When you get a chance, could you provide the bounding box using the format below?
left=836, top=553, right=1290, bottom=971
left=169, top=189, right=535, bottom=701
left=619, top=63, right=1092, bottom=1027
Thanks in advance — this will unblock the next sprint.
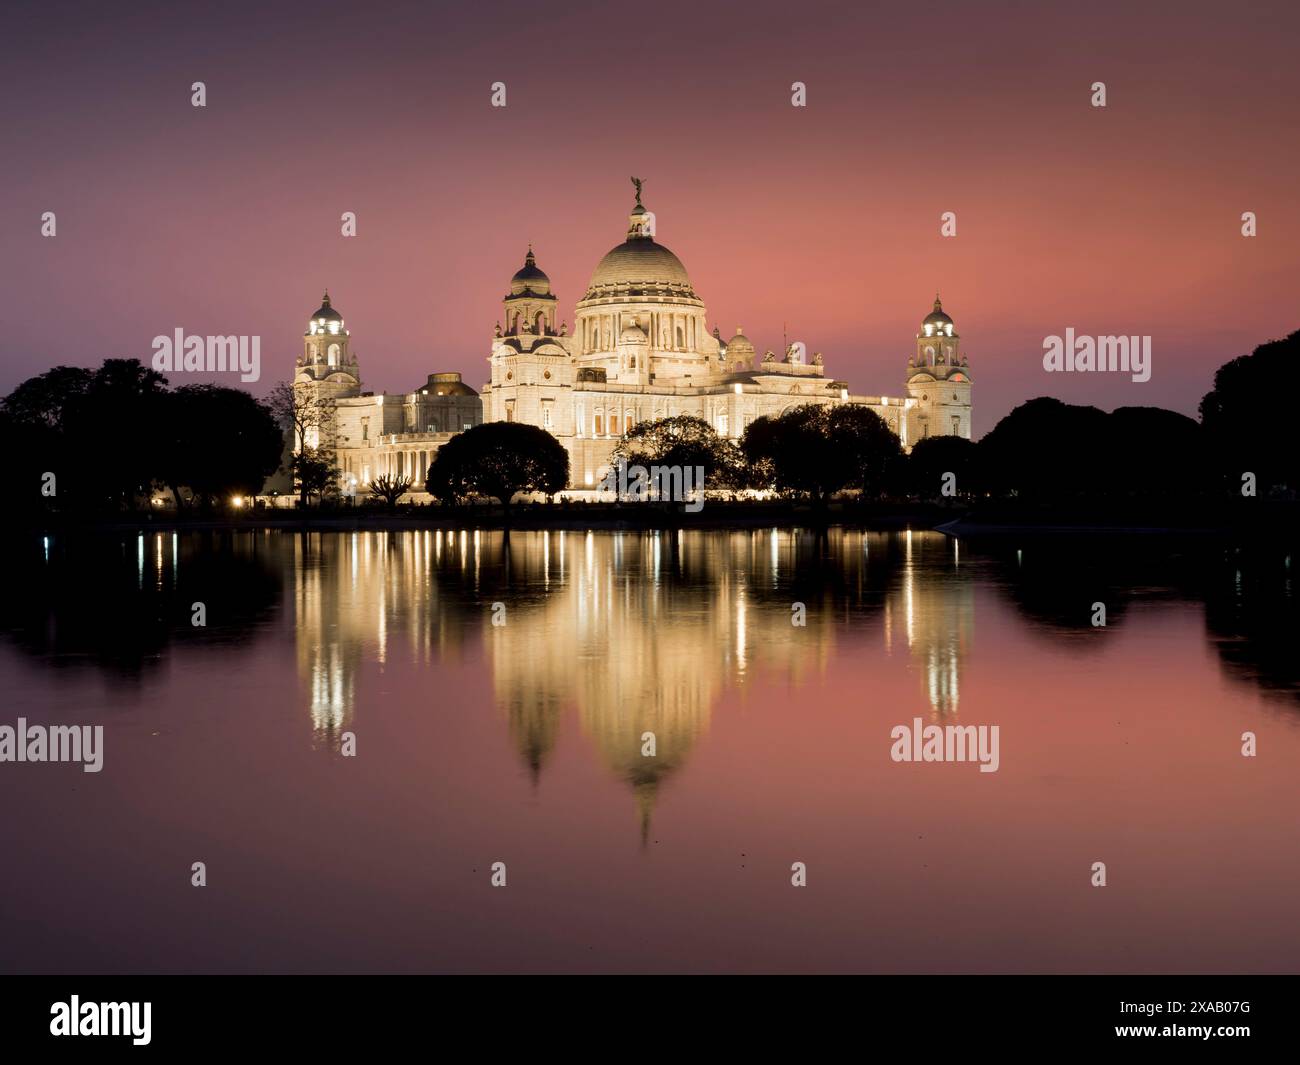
left=310, top=290, right=342, bottom=323
left=417, top=372, right=479, bottom=397
left=922, top=294, right=954, bottom=332
left=619, top=321, right=648, bottom=344
left=726, top=327, right=756, bottom=355
left=509, top=247, right=551, bottom=296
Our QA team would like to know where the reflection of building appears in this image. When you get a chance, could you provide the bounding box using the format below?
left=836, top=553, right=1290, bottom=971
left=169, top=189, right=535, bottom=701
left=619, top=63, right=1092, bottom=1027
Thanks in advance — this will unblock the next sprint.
left=288, top=529, right=973, bottom=832
left=290, top=182, right=973, bottom=495
left=884, top=530, right=973, bottom=714
left=291, top=530, right=477, bottom=740
left=483, top=530, right=846, bottom=841
left=289, top=529, right=866, bottom=834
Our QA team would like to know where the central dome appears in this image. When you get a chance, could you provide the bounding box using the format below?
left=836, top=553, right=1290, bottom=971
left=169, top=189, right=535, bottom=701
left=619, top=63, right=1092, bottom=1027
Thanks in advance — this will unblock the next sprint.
left=584, top=237, right=697, bottom=300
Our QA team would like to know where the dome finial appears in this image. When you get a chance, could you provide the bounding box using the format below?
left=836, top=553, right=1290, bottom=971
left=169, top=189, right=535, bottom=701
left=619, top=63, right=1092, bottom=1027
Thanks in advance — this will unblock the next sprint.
left=934, top=291, right=942, bottom=311
left=525, top=244, right=535, bottom=266
left=631, top=175, right=645, bottom=210
left=322, top=289, right=331, bottom=306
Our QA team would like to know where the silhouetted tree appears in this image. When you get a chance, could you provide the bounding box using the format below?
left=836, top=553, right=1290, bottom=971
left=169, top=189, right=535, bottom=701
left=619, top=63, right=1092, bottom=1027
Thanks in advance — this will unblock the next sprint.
left=1200, top=329, right=1300, bottom=494
left=1107, top=406, right=1206, bottom=496
left=826, top=404, right=902, bottom=499
left=978, top=398, right=1110, bottom=498
left=743, top=404, right=890, bottom=503
left=613, top=414, right=745, bottom=490
left=289, top=447, right=338, bottom=506
left=158, top=385, right=284, bottom=509
left=368, top=473, right=414, bottom=510
left=1, top=359, right=167, bottom=511
left=426, top=422, right=568, bottom=517
left=907, top=435, right=979, bottom=499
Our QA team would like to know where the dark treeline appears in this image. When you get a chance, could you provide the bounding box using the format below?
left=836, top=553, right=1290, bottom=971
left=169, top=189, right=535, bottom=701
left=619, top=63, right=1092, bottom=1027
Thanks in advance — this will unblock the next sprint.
left=5, top=328, right=1296, bottom=522
left=610, top=328, right=1300, bottom=507
left=1, top=358, right=285, bottom=516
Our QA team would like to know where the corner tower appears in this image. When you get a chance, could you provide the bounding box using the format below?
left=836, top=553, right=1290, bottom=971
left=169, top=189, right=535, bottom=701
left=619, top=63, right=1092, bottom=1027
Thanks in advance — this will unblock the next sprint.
left=297, top=291, right=360, bottom=401
left=501, top=247, right=559, bottom=337
left=906, top=294, right=972, bottom=440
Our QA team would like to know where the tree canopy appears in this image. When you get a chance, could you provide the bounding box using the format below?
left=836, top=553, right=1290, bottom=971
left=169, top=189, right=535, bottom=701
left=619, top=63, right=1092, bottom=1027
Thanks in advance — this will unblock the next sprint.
left=613, top=414, right=744, bottom=489
left=426, top=421, right=568, bottom=511
left=1199, top=328, right=1300, bottom=493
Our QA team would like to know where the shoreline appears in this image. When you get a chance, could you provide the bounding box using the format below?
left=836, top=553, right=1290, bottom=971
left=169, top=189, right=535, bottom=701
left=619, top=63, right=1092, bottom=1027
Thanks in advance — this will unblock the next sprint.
left=10, top=499, right=1299, bottom=538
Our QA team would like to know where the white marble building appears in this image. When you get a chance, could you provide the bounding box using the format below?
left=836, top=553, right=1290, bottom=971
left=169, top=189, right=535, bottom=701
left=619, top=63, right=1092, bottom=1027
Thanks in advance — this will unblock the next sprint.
left=291, top=183, right=973, bottom=496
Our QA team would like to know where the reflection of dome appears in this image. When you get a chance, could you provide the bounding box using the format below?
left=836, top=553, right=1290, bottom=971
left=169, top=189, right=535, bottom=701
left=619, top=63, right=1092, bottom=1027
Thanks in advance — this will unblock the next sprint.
left=509, top=247, right=551, bottom=296
left=310, top=290, right=342, bottom=323
left=585, top=239, right=696, bottom=299
left=922, top=294, right=954, bottom=332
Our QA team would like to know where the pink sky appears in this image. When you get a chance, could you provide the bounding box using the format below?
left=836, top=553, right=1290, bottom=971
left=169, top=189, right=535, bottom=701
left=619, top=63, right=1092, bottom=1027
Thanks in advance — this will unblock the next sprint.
left=3, top=0, right=1297, bottom=435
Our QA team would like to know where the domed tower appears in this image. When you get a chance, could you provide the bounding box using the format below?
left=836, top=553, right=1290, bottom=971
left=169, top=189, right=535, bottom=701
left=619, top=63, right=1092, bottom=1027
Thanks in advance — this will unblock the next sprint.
left=574, top=179, right=718, bottom=383
left=294, top=291, right=361, bottom=446
left=501, top=246, right=558, bottom=337
left=906, top=294, right=972, bottom=442
left=725, top=327, right=756, bottom=371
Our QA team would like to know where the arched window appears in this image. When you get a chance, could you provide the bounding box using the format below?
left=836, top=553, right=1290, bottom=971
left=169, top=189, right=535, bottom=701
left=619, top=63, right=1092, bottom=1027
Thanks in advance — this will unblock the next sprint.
left=328, top=344, right=339, bottom=366
left=676, top=326, right=684, bottom=348
left=536, top=311, right=546, bottom=334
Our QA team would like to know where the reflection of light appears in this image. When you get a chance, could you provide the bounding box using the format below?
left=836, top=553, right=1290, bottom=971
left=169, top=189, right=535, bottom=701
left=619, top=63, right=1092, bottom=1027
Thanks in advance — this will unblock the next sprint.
left=309, top=648, right=348, bottom=733
left=43, top=536, right=49, bottom=562
left=904, top=566, right=915, bottom=647
left=736, top=587, right=748, bottom=674
left=137, top=534, right=144, bottom=587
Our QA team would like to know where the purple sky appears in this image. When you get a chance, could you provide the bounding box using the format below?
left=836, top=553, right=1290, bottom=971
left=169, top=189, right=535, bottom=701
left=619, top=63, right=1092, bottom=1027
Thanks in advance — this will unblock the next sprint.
left=3, top=0, right=1297, bottom=434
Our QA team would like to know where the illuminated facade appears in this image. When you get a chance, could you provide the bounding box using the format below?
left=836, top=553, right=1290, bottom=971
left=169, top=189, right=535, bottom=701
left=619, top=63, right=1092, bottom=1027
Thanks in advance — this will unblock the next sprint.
left=294, top=183, right=973, bottom=495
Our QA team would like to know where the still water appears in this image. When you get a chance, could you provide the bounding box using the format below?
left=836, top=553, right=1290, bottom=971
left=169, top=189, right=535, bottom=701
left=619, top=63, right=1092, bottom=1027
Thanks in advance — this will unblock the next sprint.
left=1, top=528, right=1297, bottom=973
